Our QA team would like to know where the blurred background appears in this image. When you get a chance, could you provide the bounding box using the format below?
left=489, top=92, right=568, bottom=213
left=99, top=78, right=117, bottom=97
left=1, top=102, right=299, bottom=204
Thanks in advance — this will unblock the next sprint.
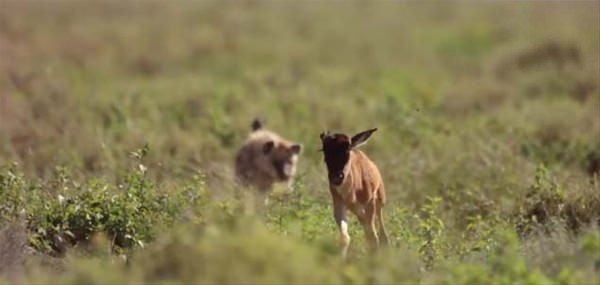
left=0, top=1, right=598, bottom=284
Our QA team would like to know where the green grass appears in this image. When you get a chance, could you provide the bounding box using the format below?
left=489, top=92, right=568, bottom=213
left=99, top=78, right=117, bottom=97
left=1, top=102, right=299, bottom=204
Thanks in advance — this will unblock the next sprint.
left=0, top=1, right=599, bottom=284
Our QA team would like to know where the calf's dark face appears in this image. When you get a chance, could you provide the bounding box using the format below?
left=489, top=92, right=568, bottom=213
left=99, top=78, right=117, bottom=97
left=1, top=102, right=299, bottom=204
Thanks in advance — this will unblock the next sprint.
left=320, top=128, right=378, bottom=186
left=320, top=134, right=351, bottom=186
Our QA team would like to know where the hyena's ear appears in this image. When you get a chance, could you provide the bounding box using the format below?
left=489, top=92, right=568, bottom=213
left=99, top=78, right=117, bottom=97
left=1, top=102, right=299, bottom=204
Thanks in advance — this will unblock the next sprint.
left=252, top=118, right=264, bottom=131
left=263, top=140, right=275, bottom=154
left=290, top=144, right=302, bottom=154
left=319, top=130, right=330, bottom=141
left=350, top=128, right=377, bottom=149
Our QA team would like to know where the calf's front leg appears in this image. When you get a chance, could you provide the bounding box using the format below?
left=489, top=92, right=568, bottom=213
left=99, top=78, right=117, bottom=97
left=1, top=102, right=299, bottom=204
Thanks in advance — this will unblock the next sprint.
left=331, top=188, right=350, bottom=259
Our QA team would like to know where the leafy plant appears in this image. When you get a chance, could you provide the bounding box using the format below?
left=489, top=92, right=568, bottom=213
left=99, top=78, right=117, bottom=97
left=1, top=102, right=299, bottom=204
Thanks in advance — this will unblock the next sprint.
left=415, top=196, right=446, bottom=269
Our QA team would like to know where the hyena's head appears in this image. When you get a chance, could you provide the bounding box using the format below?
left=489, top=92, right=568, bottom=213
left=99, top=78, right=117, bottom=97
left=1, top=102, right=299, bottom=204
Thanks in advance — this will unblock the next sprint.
left=247, top=117, right=302, bottom=183
left=320, top=128, right=377, bottom=186
left=262, top=139, right=302, bottom=181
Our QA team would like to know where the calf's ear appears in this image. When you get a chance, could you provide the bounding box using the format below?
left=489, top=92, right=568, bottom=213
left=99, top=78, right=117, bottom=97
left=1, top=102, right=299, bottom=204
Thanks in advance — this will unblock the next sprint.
left=350, top=128, right=377, bottom=149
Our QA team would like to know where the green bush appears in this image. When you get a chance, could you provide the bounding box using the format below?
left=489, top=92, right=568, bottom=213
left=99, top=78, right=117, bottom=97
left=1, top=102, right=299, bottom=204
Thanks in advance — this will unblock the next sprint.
left=0, top=161, right=196, bottom=255
left=517, top=165, right=600, bottom=236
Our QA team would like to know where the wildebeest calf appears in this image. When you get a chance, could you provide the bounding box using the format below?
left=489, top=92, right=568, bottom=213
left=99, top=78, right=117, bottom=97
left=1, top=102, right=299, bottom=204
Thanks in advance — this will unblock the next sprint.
left=320, top=128, right=388, bottom=258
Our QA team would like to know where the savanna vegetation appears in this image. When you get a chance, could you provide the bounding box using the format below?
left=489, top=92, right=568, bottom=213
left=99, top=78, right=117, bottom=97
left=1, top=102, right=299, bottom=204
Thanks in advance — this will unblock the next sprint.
left=0, top=1, right=599, bottom=284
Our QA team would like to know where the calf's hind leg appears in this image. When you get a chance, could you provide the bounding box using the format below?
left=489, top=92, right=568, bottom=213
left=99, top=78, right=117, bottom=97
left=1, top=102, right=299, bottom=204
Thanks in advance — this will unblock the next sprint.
left=376, top=200, right=389, bottom=246
left=361, top=201, right=380, bottom=251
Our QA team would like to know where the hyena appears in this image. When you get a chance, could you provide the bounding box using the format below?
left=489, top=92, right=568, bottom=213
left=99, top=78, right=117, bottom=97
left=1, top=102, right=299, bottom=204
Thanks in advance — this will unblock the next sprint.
left=235, top=118, right=302, bottom=193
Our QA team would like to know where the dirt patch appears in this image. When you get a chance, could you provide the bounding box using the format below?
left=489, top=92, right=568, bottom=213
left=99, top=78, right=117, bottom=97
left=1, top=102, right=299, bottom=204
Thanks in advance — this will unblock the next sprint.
left=129, top=55, right=164, bottom=76
left=493, top=40, right=582, bottom=79
left=586, top=150, right=600, bottom=177
left=0, top=223, right=28, bottom=283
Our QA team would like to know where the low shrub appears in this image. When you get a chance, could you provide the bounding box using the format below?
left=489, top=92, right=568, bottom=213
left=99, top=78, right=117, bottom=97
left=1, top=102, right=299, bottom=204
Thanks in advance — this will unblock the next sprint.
left=516, top=165, right=600, bottom=236
left=0, top=160, right=198, bottom=256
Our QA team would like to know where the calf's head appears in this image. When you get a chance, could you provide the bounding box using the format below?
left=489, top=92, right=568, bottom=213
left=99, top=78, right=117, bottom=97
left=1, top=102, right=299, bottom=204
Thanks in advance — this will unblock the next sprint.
left=320, top=128, right=377, bottom=186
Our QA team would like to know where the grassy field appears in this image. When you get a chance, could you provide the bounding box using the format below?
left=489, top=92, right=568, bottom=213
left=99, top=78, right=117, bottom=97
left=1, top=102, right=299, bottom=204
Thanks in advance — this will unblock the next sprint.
left=0, top=1, right=599, bottom=284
